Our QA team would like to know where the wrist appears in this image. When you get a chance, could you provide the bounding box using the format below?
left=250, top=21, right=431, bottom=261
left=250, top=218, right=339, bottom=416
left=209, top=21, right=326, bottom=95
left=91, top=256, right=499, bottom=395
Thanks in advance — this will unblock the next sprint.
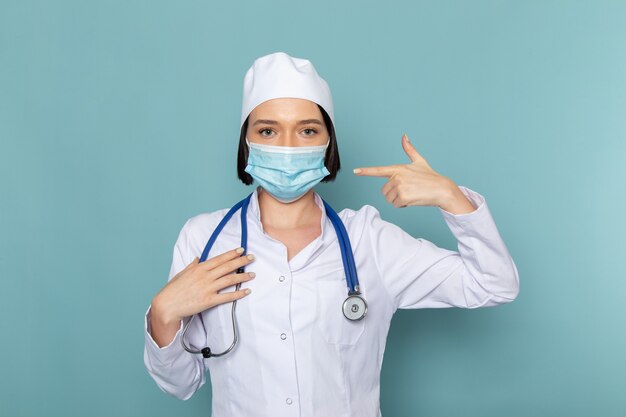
left=437, top=178, right=476, bottom=214
left=151, top=296, right=181, bottom=327
left=436, top=176, right=456, bottom=206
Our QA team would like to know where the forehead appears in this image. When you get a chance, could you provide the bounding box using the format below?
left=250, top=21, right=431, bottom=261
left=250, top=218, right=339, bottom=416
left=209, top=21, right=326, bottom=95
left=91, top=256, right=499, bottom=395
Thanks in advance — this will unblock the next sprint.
left=249, top=98, right=322, bottom=120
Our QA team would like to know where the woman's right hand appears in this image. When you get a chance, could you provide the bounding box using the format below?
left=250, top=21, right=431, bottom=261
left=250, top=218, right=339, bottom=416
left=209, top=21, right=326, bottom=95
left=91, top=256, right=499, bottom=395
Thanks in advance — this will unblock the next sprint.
left=151, top=247, right=256, bottom=326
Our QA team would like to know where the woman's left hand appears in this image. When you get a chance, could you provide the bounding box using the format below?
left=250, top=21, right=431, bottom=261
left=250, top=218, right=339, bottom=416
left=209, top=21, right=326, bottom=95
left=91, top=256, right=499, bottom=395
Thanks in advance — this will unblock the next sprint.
left=353, top=134, right=476, bottom=214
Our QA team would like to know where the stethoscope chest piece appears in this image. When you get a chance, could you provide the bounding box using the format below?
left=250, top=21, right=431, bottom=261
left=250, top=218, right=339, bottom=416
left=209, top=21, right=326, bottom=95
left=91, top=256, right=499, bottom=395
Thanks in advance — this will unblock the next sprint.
left=342, top=293, right=367, bottom=321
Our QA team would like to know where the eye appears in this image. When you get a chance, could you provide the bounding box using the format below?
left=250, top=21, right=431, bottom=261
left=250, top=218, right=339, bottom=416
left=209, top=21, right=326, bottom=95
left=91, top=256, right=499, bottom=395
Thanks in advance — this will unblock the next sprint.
left=258, top=128, right=274, bottom=137
left=302, top=128, right=318, bottom=136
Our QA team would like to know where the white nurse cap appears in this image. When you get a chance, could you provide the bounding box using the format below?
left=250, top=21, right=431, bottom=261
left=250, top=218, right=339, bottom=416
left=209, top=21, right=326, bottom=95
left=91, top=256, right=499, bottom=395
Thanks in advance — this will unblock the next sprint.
left=240, top=51, right=335, bottom=129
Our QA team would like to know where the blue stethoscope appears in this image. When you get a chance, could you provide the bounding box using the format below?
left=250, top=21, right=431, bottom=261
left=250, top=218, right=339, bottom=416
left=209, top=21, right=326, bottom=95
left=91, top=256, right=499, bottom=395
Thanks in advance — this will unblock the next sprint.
left=181, top=192, right=368, bottom=358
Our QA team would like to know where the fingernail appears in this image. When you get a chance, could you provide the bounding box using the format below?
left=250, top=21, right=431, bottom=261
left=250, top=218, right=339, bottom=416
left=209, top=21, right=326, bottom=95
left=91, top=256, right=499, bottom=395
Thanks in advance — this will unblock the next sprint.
left=247, top=254, right=255, bottom=260
left=403, top=133, right=409, bottom=142
left=236, top=247, right=244, bottom=254
left=248, top=272, right=256, bottom=278
left=245, top=288, right=252, bottom=294
left=353, top=168, right=362, bottom=174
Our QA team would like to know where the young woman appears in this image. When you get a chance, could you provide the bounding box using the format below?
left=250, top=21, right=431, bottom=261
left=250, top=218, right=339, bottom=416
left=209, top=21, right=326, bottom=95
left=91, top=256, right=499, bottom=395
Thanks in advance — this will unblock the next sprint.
left=143, top=52, right=519, bottom=417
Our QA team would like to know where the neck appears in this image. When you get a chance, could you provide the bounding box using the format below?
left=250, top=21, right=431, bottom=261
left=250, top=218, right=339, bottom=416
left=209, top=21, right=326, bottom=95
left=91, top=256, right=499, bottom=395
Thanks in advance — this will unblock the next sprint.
left=257, top=188, right=321, bottom=230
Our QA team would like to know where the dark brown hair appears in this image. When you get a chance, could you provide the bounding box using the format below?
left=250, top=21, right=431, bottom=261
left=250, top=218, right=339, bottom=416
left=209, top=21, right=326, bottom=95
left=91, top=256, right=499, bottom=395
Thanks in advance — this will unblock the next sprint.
left=237, top=104, right=341, bottom=185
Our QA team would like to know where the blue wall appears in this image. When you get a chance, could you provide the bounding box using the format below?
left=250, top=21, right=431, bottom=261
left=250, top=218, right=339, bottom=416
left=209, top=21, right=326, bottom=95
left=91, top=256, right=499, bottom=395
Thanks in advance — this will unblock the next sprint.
left=1, top=1, right=625, bottom=416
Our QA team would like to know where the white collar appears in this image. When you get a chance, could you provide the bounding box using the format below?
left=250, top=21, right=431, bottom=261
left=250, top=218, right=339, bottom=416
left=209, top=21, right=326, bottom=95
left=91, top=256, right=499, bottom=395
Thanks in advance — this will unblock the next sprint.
left=247, top=186, right=333, bottom=271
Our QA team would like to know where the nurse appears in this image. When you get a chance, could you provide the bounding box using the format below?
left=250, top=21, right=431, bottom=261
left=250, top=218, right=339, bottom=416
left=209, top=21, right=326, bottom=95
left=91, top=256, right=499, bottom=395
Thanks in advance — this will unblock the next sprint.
left=144, top=52, right=519, bottom=416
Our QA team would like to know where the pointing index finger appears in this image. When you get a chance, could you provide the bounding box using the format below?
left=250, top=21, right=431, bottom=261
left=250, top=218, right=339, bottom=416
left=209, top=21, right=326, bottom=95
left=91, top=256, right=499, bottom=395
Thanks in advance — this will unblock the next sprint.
left=353, top=165, right=399, bottom=177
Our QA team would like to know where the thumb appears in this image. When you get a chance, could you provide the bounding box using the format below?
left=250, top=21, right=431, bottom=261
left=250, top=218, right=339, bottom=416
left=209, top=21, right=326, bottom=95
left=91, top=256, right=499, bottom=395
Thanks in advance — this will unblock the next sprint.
left=402, top=134, right=430, bottom=166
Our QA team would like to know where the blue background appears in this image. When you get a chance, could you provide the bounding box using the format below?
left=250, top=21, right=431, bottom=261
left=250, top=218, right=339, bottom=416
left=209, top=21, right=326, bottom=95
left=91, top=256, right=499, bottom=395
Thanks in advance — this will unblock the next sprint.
left=1, top=1, right=625, bottom=416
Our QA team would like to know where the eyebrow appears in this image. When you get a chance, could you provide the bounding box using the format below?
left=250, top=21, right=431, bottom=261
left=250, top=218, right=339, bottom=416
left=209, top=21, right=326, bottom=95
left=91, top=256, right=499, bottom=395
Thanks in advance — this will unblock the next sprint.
left=252, top=118, right=323, bottom=126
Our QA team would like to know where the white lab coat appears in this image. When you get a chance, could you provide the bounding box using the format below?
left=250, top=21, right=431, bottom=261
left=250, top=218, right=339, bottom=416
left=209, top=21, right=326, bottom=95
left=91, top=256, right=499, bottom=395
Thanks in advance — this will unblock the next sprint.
left=143, top=185, right=519, bottom=417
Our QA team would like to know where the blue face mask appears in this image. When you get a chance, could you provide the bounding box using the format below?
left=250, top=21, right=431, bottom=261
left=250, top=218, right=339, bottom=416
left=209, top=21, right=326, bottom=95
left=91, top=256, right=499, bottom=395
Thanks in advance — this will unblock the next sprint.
left=244, top=138, right=331, bottom=203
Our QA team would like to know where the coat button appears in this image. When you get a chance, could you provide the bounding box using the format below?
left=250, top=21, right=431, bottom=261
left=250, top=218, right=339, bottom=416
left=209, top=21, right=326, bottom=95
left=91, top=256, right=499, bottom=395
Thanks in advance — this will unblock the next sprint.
left=286, top=397, right=293, bottom=405
left=280, top=333, right=287, bottom=340
left=278, top=275, right=285, bottom=282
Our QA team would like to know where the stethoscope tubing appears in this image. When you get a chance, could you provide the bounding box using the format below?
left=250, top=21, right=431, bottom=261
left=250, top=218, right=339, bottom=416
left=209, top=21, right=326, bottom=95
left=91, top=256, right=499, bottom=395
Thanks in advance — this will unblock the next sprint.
left=181, top=194, right=252, bottom=358
left=323, top=199, right=361, bottom=294
left=180, top=192, right=365, bottom=358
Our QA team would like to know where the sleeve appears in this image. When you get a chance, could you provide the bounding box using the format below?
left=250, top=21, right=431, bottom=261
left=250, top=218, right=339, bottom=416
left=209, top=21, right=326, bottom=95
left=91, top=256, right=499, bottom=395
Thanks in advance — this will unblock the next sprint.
left=366, top=185, right=520, bottom=311
left=143, top=218, right=208, bottom=400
